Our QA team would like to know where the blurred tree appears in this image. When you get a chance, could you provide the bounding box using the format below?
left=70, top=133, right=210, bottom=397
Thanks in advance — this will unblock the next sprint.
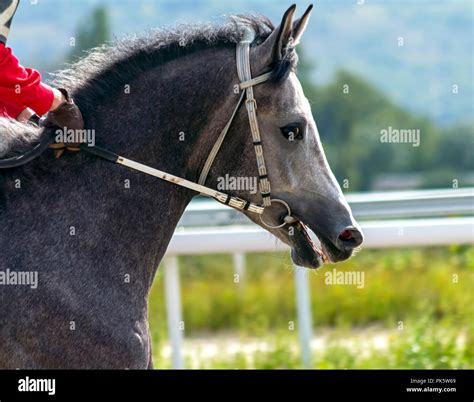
left=309, top=69, right=452, bottom=191
left=312, top=70, right=394, bottom=190
left=435, top=124, right=474, bottom=172
left=68, top=6, right=110, bottom=62
left=295, top=46, right=317, bottom=98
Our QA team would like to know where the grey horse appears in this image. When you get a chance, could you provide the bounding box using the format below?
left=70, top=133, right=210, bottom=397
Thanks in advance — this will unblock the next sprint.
left=0, top=6, right=362, bottom=369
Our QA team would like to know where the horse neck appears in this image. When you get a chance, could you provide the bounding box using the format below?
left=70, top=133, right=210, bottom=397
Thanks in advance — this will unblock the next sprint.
left=22, top=45, right=236, bottom=295
left=81, top=46, right=237, bottom=169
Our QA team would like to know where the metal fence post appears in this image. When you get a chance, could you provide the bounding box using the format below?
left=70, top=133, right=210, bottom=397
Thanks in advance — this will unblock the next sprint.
left=233, top=252, right=246, bottom=285
left=294, top=265, right=313, bottom=368
left=164, top=256, right=184, bottom=369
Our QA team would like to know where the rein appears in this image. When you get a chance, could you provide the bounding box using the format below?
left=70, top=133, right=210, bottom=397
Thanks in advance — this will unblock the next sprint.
left=80, top=144, right=265, bottom=214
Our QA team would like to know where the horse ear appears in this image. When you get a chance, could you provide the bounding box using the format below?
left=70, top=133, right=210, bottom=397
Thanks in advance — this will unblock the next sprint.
left=273, top=4, right=296, bottom=61
left=292, top=4, right=313, bottom=46
left=252, top=5, right=296, bottom=71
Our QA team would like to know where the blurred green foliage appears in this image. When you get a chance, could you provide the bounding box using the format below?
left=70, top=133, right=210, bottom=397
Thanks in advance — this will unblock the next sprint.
left=148, top=246, right=473, bottom=368
left=172, top=321, right=472, bottom=369
left=68, top=6, right=110, bottom=62
left=297, top=50, right=474, bottom=191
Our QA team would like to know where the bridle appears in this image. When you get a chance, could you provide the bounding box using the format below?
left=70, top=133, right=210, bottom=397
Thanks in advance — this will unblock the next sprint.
left=0, top=30, right=296, bottom=228
left=197, top=29, right=296, bottom=228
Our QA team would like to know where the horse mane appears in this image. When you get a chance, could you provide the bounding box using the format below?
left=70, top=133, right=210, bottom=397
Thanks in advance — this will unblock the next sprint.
left=0, top=14, right=297, bottom=158
left=0, top=117, right=42, bottom=157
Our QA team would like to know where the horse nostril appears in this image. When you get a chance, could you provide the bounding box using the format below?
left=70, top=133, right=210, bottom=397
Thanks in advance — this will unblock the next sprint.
left=337, top=227, right=364, bottom=250
left=339, top=229, right=354, bottom=241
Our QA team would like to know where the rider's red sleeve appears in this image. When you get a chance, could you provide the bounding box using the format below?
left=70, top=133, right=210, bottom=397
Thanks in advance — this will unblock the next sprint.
left=0, top=43, right=54, bottom=118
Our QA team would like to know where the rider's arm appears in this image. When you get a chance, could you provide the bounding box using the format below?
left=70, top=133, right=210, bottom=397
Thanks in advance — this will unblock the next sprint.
left=0, top=43, right=55, bottom=119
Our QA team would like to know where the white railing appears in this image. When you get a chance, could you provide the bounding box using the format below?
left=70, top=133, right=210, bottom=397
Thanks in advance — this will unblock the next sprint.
left=161, top=189, right=474, bottom=368
left=178, top=188, right=474, bottom=227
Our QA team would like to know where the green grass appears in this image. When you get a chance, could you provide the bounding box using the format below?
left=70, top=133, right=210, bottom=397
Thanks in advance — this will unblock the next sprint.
left=152, top=320, right=472, bottom=369
left=148, top=245, right=474, bottom=368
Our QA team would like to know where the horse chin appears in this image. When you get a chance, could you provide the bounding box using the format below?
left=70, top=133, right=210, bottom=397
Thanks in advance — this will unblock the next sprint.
left=287, top=220, right=325, bottom=269
left=288, top=219, right=356, bottom=268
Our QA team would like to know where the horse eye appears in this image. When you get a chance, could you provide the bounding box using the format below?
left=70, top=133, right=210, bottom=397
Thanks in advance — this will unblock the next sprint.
left=280, top=124, right=304, bottom=141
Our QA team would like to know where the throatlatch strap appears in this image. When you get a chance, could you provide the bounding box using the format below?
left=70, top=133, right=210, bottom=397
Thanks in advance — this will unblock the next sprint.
left=198, top=90, right=246, bottom=186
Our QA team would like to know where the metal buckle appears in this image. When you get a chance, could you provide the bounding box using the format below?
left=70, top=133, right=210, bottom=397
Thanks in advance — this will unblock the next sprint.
left=245, top=98, right=257, bottom=111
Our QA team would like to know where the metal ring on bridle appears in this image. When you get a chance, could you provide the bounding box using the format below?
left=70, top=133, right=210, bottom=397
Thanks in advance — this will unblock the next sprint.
left=259, top=198, right=297, bottom=229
